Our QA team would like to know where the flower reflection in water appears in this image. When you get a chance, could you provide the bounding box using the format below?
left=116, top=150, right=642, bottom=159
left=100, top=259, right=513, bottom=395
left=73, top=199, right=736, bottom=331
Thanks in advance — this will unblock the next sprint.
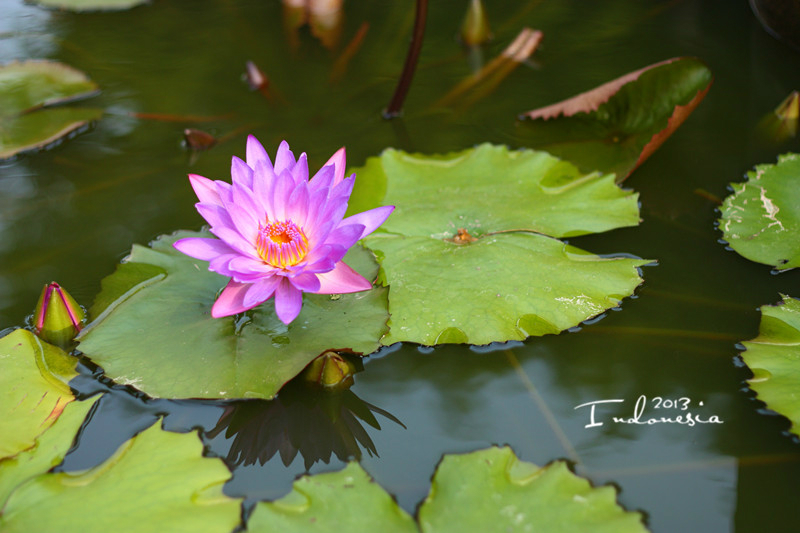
left=206, top=354, right=404, bottom=470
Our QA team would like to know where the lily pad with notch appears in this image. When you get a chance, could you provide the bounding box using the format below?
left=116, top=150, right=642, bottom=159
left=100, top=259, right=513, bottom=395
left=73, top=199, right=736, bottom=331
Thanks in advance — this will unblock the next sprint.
left=350, top=144, right=650, bottom=346
left=77, top=230, right=389, bottom=400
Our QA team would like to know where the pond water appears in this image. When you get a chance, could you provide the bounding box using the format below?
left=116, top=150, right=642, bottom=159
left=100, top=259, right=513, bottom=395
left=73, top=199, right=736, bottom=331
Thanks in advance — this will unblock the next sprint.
left=2, top=0, right=800, bottom=531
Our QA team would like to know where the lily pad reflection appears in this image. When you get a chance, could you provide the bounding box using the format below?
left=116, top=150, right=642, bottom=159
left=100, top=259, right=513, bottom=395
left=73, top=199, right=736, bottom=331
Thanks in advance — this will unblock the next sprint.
left=206, top=372, right=404, bottom=470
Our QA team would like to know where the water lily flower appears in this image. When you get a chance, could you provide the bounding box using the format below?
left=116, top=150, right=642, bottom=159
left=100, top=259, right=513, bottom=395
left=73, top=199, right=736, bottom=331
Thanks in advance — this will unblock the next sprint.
left=174, top=136, right=393, bottom=324
left=33, top=282, right=85, bottom=346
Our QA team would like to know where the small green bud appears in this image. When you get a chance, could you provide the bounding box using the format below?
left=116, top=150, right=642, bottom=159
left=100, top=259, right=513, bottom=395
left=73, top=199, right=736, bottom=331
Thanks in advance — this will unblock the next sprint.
left=33, top=282, right=85, bottom=347
left=756, top=91, right=799, bottom=143
left=461, top=0, right=492, bottom=46
left=302, top=351, right=360, bottom=391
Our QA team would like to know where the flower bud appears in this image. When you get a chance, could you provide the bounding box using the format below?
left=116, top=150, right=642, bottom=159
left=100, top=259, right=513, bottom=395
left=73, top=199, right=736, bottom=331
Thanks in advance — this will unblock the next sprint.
left=33, top=282, right=85, bottom=347
left=461, top=0, right=492, bottom=46
left=302, top=351, right=361, bottom=391
left=756, top=91, right=799, bottom=143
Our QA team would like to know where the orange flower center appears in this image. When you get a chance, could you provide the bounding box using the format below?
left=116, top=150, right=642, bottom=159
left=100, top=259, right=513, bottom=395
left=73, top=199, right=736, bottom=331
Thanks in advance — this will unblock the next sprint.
left=256, top=220, right=309, bottom=268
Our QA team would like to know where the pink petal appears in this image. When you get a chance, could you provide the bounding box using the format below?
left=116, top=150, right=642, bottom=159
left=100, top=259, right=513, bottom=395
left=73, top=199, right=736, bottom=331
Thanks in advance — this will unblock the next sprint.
left=285, top=183, right=310, bottom=228
left=189, top=174, right=222, bottom=205
left=340, top=205, right=395, bottom=239
left=173, top=237, right=236, bottom=261
left=231, top=157, right=254, bottom=190
left=253, top=160, right=277, bottom=220
left=315, top=261, right=373, bottom=294
left=246, top=135, right=273, bottom=171
left=321, top=147, right=346, bottom=186
left=212, top=280, right=254, bottom=317
left=196, top=203, right=235, bottom=231
left=289, top=272, right=321, bottom=292
left=210, top=225, right=259, bottom=259
left=274, top=278, right=303, bottom=324
left=291, top=152, right=309, bottom=184
left=308, top=163, right=334, bottom=193
left=270, top=172, right=296, bottom=221
left=243, top=276, right=281, bottom=308
left=326, top=223, right=365, bottom=250
left=274, top=140, right=296, bottom=176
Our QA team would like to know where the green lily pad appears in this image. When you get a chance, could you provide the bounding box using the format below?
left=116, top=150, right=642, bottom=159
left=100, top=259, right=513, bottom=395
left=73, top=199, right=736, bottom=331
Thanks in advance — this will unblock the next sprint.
left=0, top=60, right=101, bottom=160
left=248, top=462, right=418, bottom=533
left=419, top=447, right=648, bottom=533
left=27, top=0, right=149, bottom=11
left=0, top=420, right=241, bottom=532
left=740, top=295, right=800, bottom=437
left=0, top=396, right=99, bottom=510
left=350, top=144, right=648, bottom=345
left=517, top=57, right=713, bottom=181
left=248, top=447, right=647, bottom=533
left=77, top=230, right=389, bottom=400
left=719, top=153, right=800, bottom=271
left=0, top=107, right=104, bottom=160
left=0, top=329, right=80, bottom=460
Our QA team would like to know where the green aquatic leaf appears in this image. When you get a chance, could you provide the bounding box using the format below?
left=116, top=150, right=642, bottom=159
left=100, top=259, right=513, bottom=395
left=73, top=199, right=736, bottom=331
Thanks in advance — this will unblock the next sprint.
left=248, top=447, right=647, bottom=533
left=248, top=462, right=418, bottom=533
left=0, top=396, right=99, bottom=509
left=719, top=153, right=800, bottom=270
left=0, top=60, right=101, bottom=159
left=27, top=0, right=148, bottom=11
left=419, top=447, right=648, bottom=533
left=517, top=57, right=713, bottom=181
left=0, top=329, right=79, bottom=461
left=0, top=421, right=241, bottom=532
left=351, top=144, right=648, bottom=345
left=0, top=60, right=98, bottom=116
left=740, top=296, right=800, bottom=437
left=77, top=230, right=389, bottom=400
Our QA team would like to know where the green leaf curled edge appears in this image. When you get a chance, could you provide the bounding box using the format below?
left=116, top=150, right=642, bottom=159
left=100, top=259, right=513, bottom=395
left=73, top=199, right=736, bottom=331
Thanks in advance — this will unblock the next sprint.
left=740, top=295, right=800, bottom=437
left=0, top=329, right=80, bottom=461
left=719, top=153, right=800, bottom=271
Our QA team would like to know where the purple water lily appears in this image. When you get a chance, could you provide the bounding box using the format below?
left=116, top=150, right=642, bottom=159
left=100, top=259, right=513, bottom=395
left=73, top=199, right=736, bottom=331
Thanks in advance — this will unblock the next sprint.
left=174, top=136, right=393, bottom=324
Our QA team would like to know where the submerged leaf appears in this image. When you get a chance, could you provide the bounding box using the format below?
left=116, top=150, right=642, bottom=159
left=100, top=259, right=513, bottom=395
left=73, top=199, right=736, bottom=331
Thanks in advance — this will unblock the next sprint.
left=0, top=421, right=241, bottom=532
left=351, top=144, right=648, bottom=346
left=517, top=57, right=712, bottom=180
left=719, top=153, right=800, bottom=270
left=740, top=295, right=800, bottom=437
left=77, top=230, right=389, bottom=399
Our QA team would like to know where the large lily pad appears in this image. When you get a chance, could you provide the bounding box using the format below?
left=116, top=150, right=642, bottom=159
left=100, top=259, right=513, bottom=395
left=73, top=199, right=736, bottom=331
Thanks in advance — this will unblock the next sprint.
left=719, top=153, right=800, bottom=270
left=350, top=144, right=648, bottom=346
left=248, top=447, right=647, bottom=533
left=517, top=57, right=713, bottom=180
left=77, top=230, right=389, bottom=400
left=248, top=462, right=418, bottom=533
left=0, top=60, right=101, bottom=159
left=0, top=421, right=241, bottom=532
left=0, top=329, right=80, bottom=460
left=740, top=295, right=800, bottom=437
left=419, top=447, right=647, bottom=533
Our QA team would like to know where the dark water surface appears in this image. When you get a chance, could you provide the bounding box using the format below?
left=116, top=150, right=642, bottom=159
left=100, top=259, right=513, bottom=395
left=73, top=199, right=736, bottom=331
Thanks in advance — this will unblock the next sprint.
left=2, top=1, right=800, bottom=531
